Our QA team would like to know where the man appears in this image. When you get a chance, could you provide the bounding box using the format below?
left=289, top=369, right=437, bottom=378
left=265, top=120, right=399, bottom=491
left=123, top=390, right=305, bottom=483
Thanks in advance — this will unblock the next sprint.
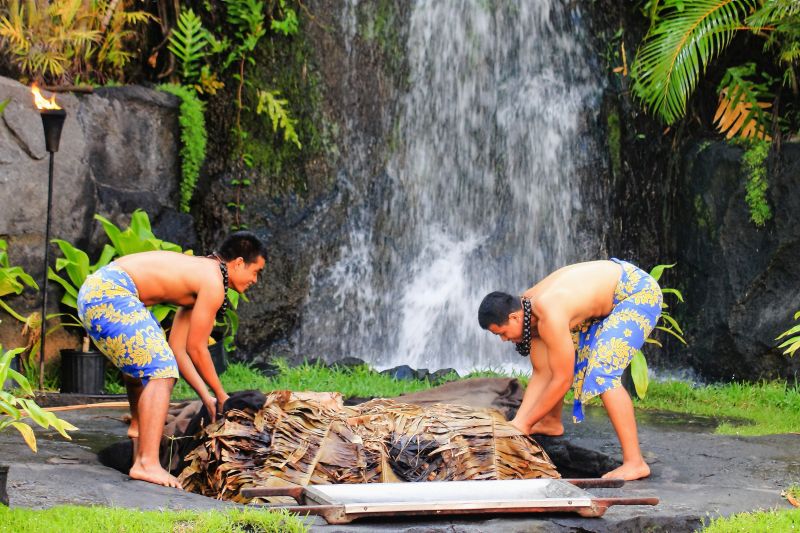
left=478, top=258, right=662, bottom=480
left=77, top=232, right=266, bottom=488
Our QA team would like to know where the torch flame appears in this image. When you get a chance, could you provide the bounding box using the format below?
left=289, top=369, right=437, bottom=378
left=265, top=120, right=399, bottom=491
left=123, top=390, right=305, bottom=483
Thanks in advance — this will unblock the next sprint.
left=31, top=84, right=61, bottom=110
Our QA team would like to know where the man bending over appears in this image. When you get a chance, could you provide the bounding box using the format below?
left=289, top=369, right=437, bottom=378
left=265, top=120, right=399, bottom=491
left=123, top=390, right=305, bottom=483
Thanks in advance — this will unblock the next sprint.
left=77, top=232, right=266, bottom=487
left=478, top=258, right=661, bottom=480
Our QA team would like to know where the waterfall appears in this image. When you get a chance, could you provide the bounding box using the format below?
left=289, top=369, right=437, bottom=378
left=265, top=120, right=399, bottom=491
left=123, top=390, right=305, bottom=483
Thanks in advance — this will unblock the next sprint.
left=298, top=0, right=606, bottom=373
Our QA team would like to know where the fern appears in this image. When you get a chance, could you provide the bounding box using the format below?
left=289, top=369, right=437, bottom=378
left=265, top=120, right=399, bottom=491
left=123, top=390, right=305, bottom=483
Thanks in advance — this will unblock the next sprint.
left=168, top=9, right=210, bottom=83
left=632, top=0, right=755, bottom=124
left=271, top=0, right=299, bottom=36
left=256, top=90, right=302, bottom=149
left=776, top=310, right=800, bottom=357
left=158, top=84, right=207, bottom=213
left=0, top=0, right=150, bottom=84
left=740, top=138, right=772, bottom=227
left=714, top=64, right=773, bottom=140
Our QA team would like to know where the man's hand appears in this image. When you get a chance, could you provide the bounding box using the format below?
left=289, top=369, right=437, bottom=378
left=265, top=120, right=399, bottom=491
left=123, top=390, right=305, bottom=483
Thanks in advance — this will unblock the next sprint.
left=202, top=396, right=218, bottom=423
left=216, top=391, right=230, bottom=414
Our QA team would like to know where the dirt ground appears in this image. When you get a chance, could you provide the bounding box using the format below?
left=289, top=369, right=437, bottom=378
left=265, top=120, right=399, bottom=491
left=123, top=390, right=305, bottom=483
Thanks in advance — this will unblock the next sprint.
left=1, top=387, right=798, bottom=532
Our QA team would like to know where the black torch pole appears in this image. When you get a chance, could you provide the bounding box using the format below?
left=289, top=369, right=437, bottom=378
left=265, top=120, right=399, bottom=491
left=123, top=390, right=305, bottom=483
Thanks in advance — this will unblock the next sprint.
left=38, top=108, right=66, bottom=390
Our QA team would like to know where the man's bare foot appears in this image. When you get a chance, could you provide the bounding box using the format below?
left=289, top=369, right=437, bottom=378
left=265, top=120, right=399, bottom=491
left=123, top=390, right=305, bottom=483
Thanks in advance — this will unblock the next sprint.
left=602, top=460, right=650, bottom=481
left=129, top=461, right=182, bottom=488
left=528, top=419, right=564, bottom=436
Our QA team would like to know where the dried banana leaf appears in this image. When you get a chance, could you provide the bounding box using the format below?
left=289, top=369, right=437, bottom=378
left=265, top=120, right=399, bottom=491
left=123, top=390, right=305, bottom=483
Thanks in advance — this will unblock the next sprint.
left=179, top=391, right=559, bottom=502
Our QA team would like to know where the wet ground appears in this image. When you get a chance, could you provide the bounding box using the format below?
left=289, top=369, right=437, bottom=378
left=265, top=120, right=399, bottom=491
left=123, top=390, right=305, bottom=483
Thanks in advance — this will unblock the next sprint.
left=1, top=400, right=798, bottom=532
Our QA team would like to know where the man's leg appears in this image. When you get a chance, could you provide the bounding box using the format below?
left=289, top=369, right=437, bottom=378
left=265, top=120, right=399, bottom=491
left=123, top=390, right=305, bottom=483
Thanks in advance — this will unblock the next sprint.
left=128, top=377, right=182, bottom=488
left=123, top=374, right=143, bottom=459
left=599, top=386, right=650, bottom=480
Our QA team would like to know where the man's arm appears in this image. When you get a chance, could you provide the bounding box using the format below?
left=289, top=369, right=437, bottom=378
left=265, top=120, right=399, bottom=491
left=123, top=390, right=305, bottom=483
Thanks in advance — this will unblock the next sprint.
left=511, top=306, right=575, bottom=429
left=169, top=307, right=219, bottom=420
left=510, top=337, right=550, bottom=432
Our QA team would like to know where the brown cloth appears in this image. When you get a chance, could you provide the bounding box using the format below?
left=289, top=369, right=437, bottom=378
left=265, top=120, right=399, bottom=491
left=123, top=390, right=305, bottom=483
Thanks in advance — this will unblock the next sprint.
left=398, top=377, right=524, bottom=420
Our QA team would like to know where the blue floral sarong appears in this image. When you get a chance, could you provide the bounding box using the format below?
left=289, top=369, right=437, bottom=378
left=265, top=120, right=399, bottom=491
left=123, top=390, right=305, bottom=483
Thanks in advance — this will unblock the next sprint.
left=77, top=263, right=179, bottom=386
left=570, top=258, right=662, bottom=422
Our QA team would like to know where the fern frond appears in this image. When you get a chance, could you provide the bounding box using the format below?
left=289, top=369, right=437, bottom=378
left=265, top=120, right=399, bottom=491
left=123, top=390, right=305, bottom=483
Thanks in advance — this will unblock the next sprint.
left=632, top=0, right=756, bottom=124
left=714, top=64, right=773, bottom=140
left=748, top=0, right=800, bottom=29
left=256, top=89, right=302, bottom=149
left=168, top=8, right=209, bottom=83
left=118, top=11, right=155, bottom=26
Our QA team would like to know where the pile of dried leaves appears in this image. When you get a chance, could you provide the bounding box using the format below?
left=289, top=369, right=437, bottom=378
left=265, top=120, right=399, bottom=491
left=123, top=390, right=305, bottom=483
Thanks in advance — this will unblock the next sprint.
left=179, top=391, right=560, bottom=503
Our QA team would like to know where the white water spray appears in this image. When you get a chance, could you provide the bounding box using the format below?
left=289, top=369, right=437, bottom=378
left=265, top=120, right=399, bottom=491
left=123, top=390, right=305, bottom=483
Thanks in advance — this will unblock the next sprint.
left=298, top=1, right=606, bottom=373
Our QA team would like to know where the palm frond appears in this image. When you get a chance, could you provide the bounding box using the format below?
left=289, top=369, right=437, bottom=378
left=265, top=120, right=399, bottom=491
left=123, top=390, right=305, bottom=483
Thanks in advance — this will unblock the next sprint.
left=632, top=0, right=756, bottom=124
left=714, top=63, right=773, bottom=140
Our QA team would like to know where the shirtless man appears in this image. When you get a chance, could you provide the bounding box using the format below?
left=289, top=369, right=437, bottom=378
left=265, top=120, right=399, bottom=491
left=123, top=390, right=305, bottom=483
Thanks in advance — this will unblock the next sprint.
left=77, top=232, right=266, bottom=488
left=478, top=258, right=662, bottom=480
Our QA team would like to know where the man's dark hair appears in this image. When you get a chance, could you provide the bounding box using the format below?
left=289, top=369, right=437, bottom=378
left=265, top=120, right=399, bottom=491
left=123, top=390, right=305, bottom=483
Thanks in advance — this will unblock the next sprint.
left=218, top=231, right=267, bottom=264
left=478, top=291, right=520, bottom=329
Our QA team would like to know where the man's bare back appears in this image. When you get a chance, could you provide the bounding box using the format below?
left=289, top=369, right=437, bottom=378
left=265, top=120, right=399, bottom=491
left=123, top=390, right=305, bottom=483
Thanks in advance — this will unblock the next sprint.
left=523, top=260, right=622, bottom=331
left=114, top=251, right=224, bottom=308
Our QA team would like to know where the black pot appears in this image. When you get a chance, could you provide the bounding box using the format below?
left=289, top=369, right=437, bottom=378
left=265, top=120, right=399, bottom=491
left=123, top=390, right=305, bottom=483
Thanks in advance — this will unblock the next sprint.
left=209, top=342, right=228, bottom=375
left=0, top=464, right=9, bottom=506
left=60, top=349, right=105, bottom=395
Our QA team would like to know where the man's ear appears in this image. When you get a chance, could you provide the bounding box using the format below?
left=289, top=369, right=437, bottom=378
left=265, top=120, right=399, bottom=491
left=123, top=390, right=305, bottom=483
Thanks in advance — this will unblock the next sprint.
left=508, top=310, right=522, bottom=323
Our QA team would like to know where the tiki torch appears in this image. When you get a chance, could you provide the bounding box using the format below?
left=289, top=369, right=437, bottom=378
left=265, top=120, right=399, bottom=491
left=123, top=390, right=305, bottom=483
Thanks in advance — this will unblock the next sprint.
left=32, top=84, right=65, bottom=390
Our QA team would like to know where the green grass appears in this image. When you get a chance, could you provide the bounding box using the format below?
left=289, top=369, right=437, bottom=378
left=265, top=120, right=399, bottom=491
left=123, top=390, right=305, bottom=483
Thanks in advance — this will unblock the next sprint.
left=701, top=507, right=800, bottom=532
left=0, top=506, right=308, bottom=533
left=172, top=359, right=439, bottom=400
left=633, top=380, right=800, bottom=436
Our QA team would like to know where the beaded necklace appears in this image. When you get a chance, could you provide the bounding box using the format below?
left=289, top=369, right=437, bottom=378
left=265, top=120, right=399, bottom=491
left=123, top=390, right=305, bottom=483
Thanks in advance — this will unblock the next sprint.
left=208, top=253, right=229, bottom=319
left=515, top=296, right=533, bottom=357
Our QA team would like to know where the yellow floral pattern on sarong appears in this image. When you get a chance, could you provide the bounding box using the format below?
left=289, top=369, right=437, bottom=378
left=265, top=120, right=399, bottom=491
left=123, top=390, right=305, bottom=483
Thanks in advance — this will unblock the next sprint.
left=77, top=264, right=178, bottom=385
left=570, top=258, right=662, bottom=423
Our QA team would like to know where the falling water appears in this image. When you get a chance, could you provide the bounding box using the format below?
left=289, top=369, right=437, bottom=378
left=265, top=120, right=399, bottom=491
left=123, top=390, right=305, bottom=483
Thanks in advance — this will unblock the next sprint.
left=298, top=1, right=607, bottom=373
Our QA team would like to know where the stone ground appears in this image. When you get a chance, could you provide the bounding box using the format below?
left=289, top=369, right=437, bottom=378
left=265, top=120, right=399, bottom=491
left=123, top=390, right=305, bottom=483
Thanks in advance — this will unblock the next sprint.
left=1, top=400, right=798, bottom=532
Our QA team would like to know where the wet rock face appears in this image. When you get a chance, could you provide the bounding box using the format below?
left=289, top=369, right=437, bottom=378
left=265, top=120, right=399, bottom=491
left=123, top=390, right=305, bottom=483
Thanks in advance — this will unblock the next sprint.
left=669, top=142, right=800, bottom=381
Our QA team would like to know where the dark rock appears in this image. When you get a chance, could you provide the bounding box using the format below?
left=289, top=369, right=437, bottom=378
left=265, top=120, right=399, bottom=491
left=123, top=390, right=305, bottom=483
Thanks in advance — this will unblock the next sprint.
left=667, top=142, right=800, bottom=381
left=413, top=368, right=430, bottom=381
left=430, top=368, right=459, bottom=383
left=381, top=365, right=416, bottom=381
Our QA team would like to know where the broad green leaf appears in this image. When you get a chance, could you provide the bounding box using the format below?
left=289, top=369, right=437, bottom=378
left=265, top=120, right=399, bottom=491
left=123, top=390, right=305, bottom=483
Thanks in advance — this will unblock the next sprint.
left=631, top=350, right=649, bottom=398
left=18, top=397, right=52, bottom=428
left=11, top=421, right=36, bottom=452
left=655, top=325, right=686, bottom=344
left=776, top=324, right=800, bottom=340
left=645, top=337, right=663, bottom=347
left=660, top=313, right=684, bottom=335
left=649, top=263, right=676, bottom=282
left=661, top=287, right=684, bottom=302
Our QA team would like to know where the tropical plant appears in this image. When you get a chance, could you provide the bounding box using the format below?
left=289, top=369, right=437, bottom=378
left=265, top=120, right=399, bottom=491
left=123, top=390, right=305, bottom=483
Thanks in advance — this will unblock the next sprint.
left=0, top=240, right=38, bottom=324
left=740, top=138, right=772, bottom=226
left=167, top=8, right=209, bottom=84
left=158, top=84, right=207, bottom=213
left=0, top=344, right=77, bottom=452
left=630, top=263, right=687, bottom=398
left=256, top=89, right=302, bottom=149
left=48, top=210, right=242, bottom=352
left=631, top=0, right=800, bottom=139
left=776, top=310, right=800, bottom=357
left=47, top=210, right=188, bottom=346
left=0, top=0, right=154, bottom=84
